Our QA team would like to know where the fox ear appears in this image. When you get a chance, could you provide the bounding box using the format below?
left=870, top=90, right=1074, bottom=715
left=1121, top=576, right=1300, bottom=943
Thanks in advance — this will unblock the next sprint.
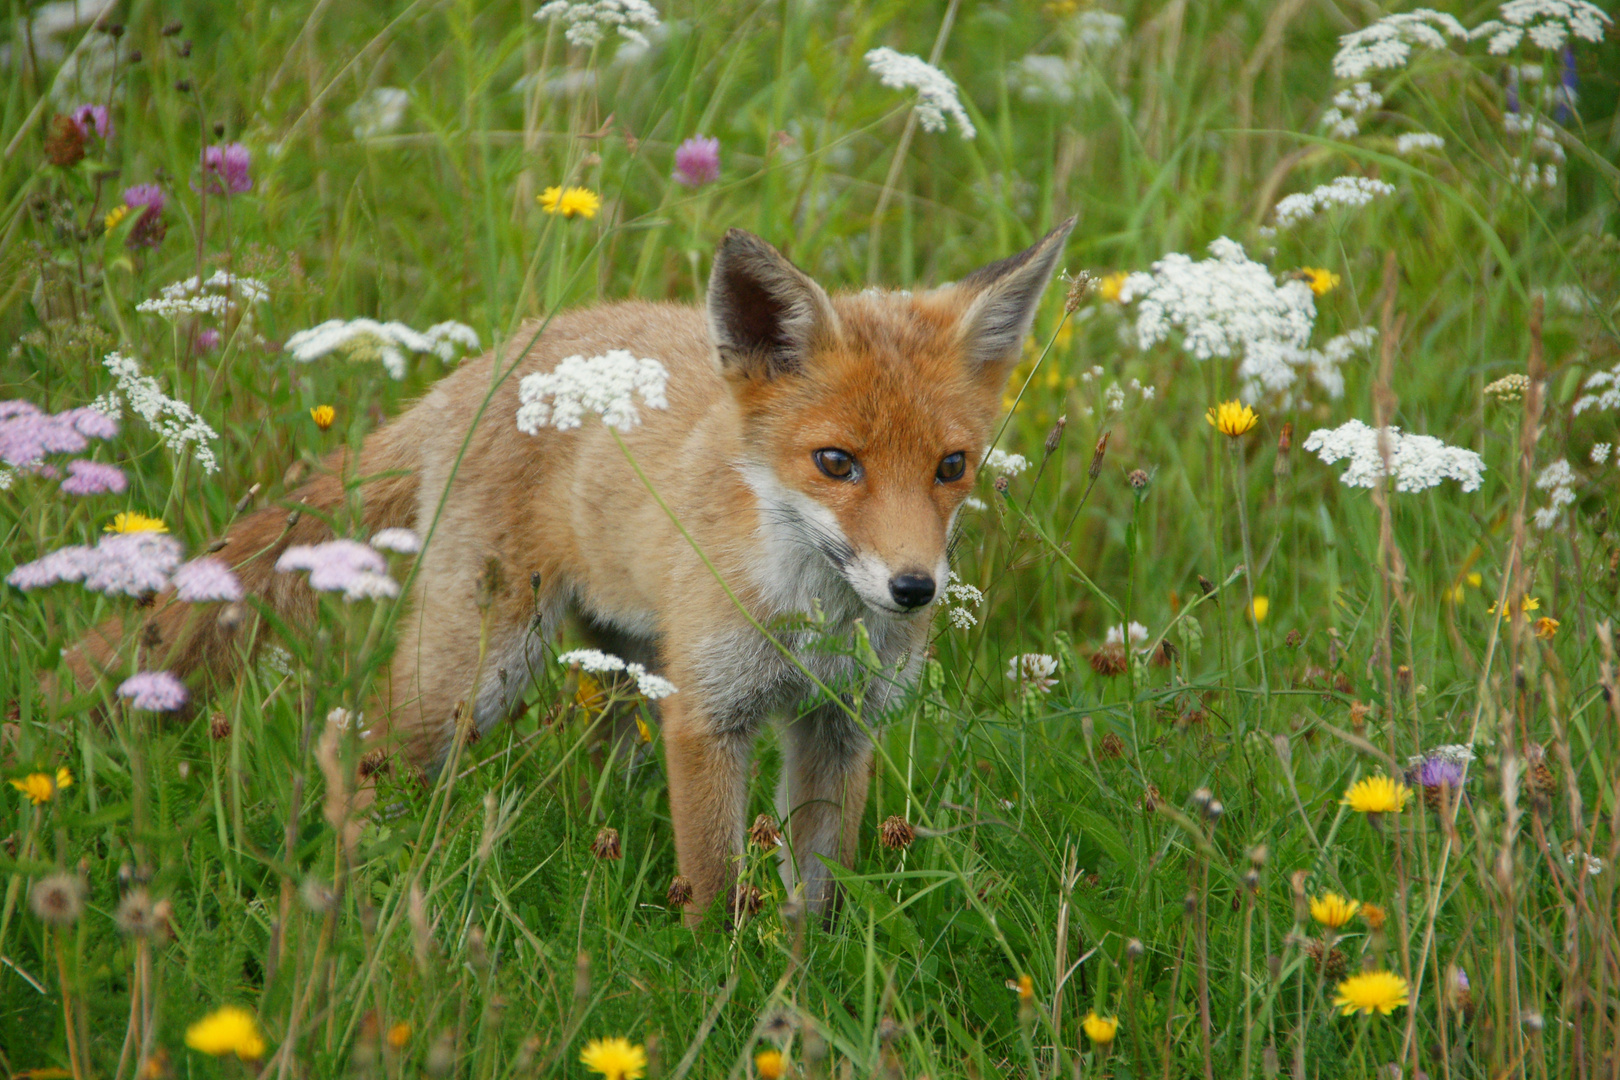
left=707, top=229, right=839, bottom=379
left=953, top=217, right=1076, bottom=373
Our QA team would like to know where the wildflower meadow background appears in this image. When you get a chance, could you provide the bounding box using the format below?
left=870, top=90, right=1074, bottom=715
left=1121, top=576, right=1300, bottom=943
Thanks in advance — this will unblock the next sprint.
left=3, top=0, right=1620, bottom=1076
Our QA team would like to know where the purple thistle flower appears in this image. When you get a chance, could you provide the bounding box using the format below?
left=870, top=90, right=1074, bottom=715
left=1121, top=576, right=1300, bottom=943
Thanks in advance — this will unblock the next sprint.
left=82, top=532, right=184, bottom=596
left=276, top=539, right=399, bottom=601
left=1414, top=756, right=1467, bottom=790
left=173, top=557, right=243, bottom=602
left=118, top=670, right=188, bottom=712
left=199, top=142, right=253, bottom=195
left=673, top=136, right=720, bottom=188
left=61, top=459, right=128, bottom=496
left=123, top=184, right=166, bottom=211
left=70, top=104, right=111, bottom=141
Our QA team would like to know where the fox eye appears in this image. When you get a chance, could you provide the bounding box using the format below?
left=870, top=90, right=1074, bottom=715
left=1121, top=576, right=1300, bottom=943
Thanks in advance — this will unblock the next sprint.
left=936, top=452, right=967, bottom=483
left=813, top=448, right=857, bottom=480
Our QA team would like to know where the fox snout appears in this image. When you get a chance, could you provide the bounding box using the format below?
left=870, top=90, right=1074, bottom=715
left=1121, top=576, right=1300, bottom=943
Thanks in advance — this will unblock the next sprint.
left=888, top=570, right=935, bottom=610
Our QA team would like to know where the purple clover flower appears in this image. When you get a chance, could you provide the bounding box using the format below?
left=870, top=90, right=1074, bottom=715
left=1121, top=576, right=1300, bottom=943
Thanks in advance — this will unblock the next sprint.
left=123, top=184, right=166, bottom=211
left=173, top=557, right=243, bottom=602
left=61, top=460, right=128, bottom=496
left=199, top=143, right=253, bottom=195
left=673, top=136, right=720, bottom=187
left=276, top=539, right=400, bottom=601
left=118, top=670, right=188, bottom=712
left=70, top=104, right=111, bottom=141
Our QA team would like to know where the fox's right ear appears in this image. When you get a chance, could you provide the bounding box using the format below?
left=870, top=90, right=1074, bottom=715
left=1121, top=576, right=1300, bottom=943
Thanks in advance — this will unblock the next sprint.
left=707, top=229, right=839, bottom=380
left=952, top=216, right=1076, bottom=375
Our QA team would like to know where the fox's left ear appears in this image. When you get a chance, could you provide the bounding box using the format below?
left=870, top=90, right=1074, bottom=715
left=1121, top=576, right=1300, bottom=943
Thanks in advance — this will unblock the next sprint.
left=952, top=216, right=1076, bottom=374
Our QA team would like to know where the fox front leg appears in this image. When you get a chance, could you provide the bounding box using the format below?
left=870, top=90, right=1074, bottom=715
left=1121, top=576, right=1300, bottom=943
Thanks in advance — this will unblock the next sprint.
left=660, top=689, right=752, bottom=926
left=775, top=702, right=873, bottom=916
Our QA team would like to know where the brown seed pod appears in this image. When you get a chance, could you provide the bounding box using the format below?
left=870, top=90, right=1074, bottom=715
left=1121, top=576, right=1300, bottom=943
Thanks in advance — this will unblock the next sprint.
left=590, top=826, right=622, bottom=861
left=749, top=813, right=782, bottom=849
left=879, top=815, right=916, bottom=850
left=1090, top=642, right=1127, bottom=677
left=666, top=875, right=694, bottom=907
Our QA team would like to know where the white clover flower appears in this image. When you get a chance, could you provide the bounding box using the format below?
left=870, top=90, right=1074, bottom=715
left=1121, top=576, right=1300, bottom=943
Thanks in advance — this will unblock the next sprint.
left=1396, top=132, right=1446, bottom=155
left=982, top=448, right=1030, bottom=476
left=1591, top=443, right=1612, bottom=465
left=1332, top=9, right=1468, bottom=80
left=96, top=352, right=220, bottom=473
left=285, top=319, right=481, bottom=380
left=1105, top=622, right=1148, bottom=647
left=1303, top=419, right=1486, bottom=493
left=1007, top=653, right=1058, bottom=693
left=944, top=571, right=984, bottom=629
left=1270, top=175, right=1396, bottom=231
left=536, top=0, right=661, bottom=49
left=555, top=648, right=677, bottom=698
left=864, top=47, right=976, bottom=138
left=348, top=87, right=409, bottom=139
left=1573, top=365, right=1619, bottom=415
left=515, top=350, right=670, bottom=434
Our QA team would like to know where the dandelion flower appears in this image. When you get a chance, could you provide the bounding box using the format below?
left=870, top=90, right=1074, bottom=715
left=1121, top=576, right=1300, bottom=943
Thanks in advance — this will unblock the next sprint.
left=1302, top=268, right=1340, bottom=296
left=579, top=1036, right=647, bottom=1080
left=11, top=767, right=73, bottom=805
left=1081, top=1012, right=1120, bottom=1044
left=1534, top=616, right=1560, bottom=639
left=1310, top=892, right=1360, bottom=928
left=107, top=511, right=167, bottom=533
left=539, top=185, right=601, bottom=219
left=310, top=404, right=335, bottom=429
left=1207, top=400, right=1259, bottom=437
left=1342, top=775, right=1412, bottom=814
left=1251, top=596, right=1270, bottom=622
left=185, top=1006, right=267, bottom=1059
left=1332, top=970, right=1409, bottom=1016
left=754, top=1049, right=786, bottom=1080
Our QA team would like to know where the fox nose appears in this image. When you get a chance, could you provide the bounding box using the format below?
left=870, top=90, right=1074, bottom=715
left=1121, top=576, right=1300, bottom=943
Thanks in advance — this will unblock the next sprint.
left=889, top=572, right=936, bottom=610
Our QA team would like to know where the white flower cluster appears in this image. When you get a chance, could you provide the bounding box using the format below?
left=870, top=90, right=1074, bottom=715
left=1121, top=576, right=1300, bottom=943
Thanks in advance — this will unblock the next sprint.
left=1270, top=175, right=1396, bottom=231
left=1241, top=326, right=1377, bottom=404
left=1574, top=363, right=1620, bottom=415
left=135, top=271, right=270, bottom=321
left=370, top=527, right=422, bottom=554
left=536, top=0, right=661, bottom=49
left=515, top=350, right=670, bottom=434
left=864, top=47, right=976, bottom=138
left=284, top=319, right=481, bottom=380
left=1502, top=112, right=1565, bottom=191
left=555, top=648, right=678, bottom=699
left=944, top=571, right=984, bottom=630
left=1476, top=1, right=1610, bottom=55
left=94, top=352, right=220, bottom=473
left=1303, top=419, right=1486, bottom=493
left=1592, top=443, right=1612, bottom=466
left=1532, top=458, right=1576, bottom=530
left=1071, top=10, right=1125, bottom=51
left=1321, top=82, right=1383, bottom=139
left=1106, top=622, right=1148, bottom=647
left=1010, top=55, right=1081, bottom=106
left=982, top=448, right=1030, bottom=476
left=1006, top=653, right=1058, bottom=693
left=348, top=87, right=409, bottom=139
left=1332, top=9, right=1469, bottom=79
left=1396, top=132, right=1446, bottom=155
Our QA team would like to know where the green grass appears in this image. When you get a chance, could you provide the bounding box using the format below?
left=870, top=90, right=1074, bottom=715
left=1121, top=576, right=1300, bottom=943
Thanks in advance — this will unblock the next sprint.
left=3, top=0, right=1619, bottom=1076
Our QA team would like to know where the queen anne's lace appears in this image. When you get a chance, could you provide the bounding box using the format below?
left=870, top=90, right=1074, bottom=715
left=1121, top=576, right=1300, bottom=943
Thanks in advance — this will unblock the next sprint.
left=95, top=352, right=220, bottom=474
left=1532, top=458, right=1577, bottom=530
left=1332, top=10, right=1469, bottom=79
left=516, top=350, right=670, bottom=434
left=1396, top=132, right=1446, bottom=155
left=1271, top=176, right=1396, bottom=231
left=135, top=271, right=268, bottom=321
left=1303, top=419, right=1485, bottom=493
left=944, top=571, right=984, bottom=629
left=1475, top=1, right=1611, bottom=55
left=1574, top=364, right=1620, bottom=415
left=284, top=319, right=480, bottom=380
left=555, top=648, right=678, bottom=699
left=864, top=48, right=976, bottom=138
left=536, top=0, right=661, bottom=49
left=982, top=448, right=1030, bottom=476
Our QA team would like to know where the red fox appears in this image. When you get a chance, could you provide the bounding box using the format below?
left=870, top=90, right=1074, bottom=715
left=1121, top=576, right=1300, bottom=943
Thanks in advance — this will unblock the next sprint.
left=68, top=218, right=1075, bottom=921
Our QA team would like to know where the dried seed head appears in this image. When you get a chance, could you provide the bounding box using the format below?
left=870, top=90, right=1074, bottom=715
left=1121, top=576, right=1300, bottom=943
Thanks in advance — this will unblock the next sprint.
left=209, top=711, right=232, bottom=740
left=1289, top=870, right=1310, bottom=922
left=879, top=815, right=916, bottom=850
left=44, top=115, right=86, bottom=167
left=1284, top=629, right=1302, bottom=649
left=162, top=20, right=182, bottom=35
left=1242, top=868, right=1260, bottom=892
left=1197, top=574, right=1216, bottom=600
left=1275, top=422, right=1293, bottom=478
left=116, top=888, right=160, bottom=937
left=1304, top=938, right=1348, bottom=981
left=1098, top=732, right=1126, bottom=759
left=1521, top=1011, right=1544, bottom=1034
left=1127, top=468, right=1149, bottom=490
left=1182, top=891, right=1197, bottom=917
left=749, top=813, right=782, bottom=848
left=1125, top=938, right=1145, bottom=959
left=359, top=749, right=391, bottom=777
left=666, top=875, right=694, bottom=907
left=727, top=883, right=764, bottom=921
left=300, top=878, right=336, bottom=913
left=30, top=873, right=86, bottom=925
left=1247, top=845, right=1269, bottom=867
left=590, top=826, right=622, bottom=861
left=1090, top=642, right=1128, bottom=677
left=993, top=475, right=1010, bottom=493
left=1190, top=787, right=1213, bottom=809
left=1205, top=799, right=1224, bottom=822
left=1089, top=431, right=1110, bottom=479
left=1138, top=784, right=1160, bottom=813
left=1044, top=416, right=1067, bottom=455
left=1063, top=270, right=1095, bottom=314
left=877, top=1015, right=903, bottom=1043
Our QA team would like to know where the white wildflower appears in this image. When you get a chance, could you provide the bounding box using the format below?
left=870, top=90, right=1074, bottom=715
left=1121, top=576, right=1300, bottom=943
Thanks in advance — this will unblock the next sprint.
left=1007, top=653, right=1058, bottom=693
left=982, top=448, right=1030, bottom=476
left=944, top=571, right=984, bottom=629
left=96, top=352, right=220, bottom=473
left=536, top=0, right=661, bottom=49
left=1573, top=365, right=1619, bottom=415
left=1406, top=743, right=1477, bottom=768
left=864, top=47, right=976, bottom=138
left=1553, top=284, right=1594, bottom=313
left=1477, top=2, right=1610, bottom=58
left=1105, top=622, right=1148, bottom=647
left=284, top=319, right=481, bottom=380
left=348, top=87, right=409, bottom=139
left=1303, top=419, right=1486, bottom=493
left=1321, top=82, right=1382, bottom=138
left=963, top=496, right=988, bottom=511
left=1332, top=9, right=1468, bottom=80
left=1270, top=175, right=1396, bottom=231
left=135, top=271, right=269, bottom=322
left=1591, top=443, right=1611, bottom=465
left=1010, top=55, right=1079, bottom=106
left=555, top=648, right=677, bottom=698
left=1104, top=382, right=1126, bottom=412
left=1072, top=10, right=1125, bottom=51
left=515, top=350, right=670, bottom=434
left=370, top=528, right=421, bottom=554
left=1533, top=458, right=1577, bottom=529
left=1396, top=132, right=1446, bottom=155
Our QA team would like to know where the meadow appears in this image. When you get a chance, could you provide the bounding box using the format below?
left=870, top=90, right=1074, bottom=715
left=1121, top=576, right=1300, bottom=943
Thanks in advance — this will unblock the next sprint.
left=2, top=0, right=1619, bottom=1076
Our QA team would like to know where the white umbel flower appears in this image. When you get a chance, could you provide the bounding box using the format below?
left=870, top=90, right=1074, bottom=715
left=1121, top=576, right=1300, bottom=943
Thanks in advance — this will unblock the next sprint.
left=1396, top=132, right=1446, bottom=155
left=95, top=352, right=220, bottom=473
left=1532, top=458, right=1577, bottom=530
left=1303, top=419, right=1486, bottom=493
left=536, top=0, right=661, bottom=49
left=284, top=319, right=480, bottom=380
left=982, top=448, right=1030, bottom=476
left=515, top=350, right=670, bottom=434
left=864, top=47, right=976, bottom=138
left=1320, top=82, right=1383, bottom=139
left=1591, top=443, right=1612, bottom=465
left=555, top=648, right=677, bottom=699
left=1474, top=1, right=1611, bottom=55
left=1574, top=364, right=1620, bottom=415
left=944, top=571, right=984, bottom=629
left=1332, top=9, right=1468, bottom=79
left=348, top=87, right=409, bottom=139
left=136, top=271, right=269, bottom=321
left=1270, top=175, right=1396, bottom=231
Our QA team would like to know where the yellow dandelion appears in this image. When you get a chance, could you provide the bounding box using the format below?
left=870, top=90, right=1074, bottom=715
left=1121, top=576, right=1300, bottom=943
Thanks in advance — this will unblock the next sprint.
left=1097, top=271, right=1129, bottom=303
left=754, top=1048, right=787, bottom=1080
left=634, top=714, right=653, bottom=745
left=1207, top=400, right=1258, bottom=438
left=1309, top=892, right=1360, bottom=928
left=575, top=671, right=608, bottom=716
left=539, top=185, right=601, bottom=219
left=1534, top=617, right=1559, bottom=640
left=10, top=767, right=74, bottom=806
left=1301, top=267, right=1340, bottom=296
left=1016, top=974, right=1034, bottom=1002
left=1342, top=775, right=1412, bottom=815
left=185, top=1006, right=267, bottom=1060
left=579, top=1037, right=646, bottom=1080
left=1251, top=596, right=1270, bottom=622
left=1360, top=902, right=1387, bottom=930
left=386, top=1023, right=411, bottom=1048
left=106, top=511, right=167, bottom=534
left=1487, top=596, right=1541, bottom=619
left=310, top=404, right=335, bottom=430
left=1081, top=1011, right=1120, bottom=1045
left=105, top=204, right=130, bottom=232
left=1332, top=970, right=1410, bottom=1016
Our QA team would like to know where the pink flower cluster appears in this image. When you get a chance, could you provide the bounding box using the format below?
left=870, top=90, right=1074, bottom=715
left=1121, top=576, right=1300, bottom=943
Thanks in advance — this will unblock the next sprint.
left=8, top=532, right=183, bottom=597
left=123, top=184, right=168, bottom=250
left=673, top=136, right=720, bottom=187
left=2, top=399, right=124, bottom=495
left=200, top=142, right=252, bottom=195
left=70, top=104, right=111, bottom=141
left=173, top=557, right=244, bottom=602
left=118, top=670, right=188, bottom=712
left=276, top=539, right=400, bottom=601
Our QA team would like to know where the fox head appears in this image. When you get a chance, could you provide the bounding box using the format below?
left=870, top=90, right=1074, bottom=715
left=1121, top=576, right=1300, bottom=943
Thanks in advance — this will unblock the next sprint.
left=708, top=219, right=1075, bottom=619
